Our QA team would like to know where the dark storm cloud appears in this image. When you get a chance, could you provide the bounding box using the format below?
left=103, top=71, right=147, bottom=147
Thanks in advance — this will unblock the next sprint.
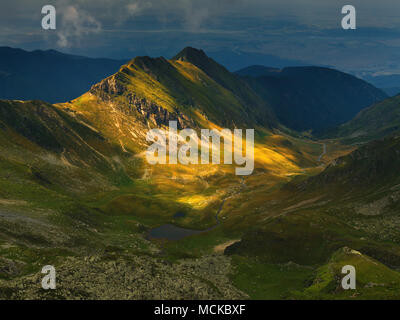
left=1, top=0, right=400, bottom=74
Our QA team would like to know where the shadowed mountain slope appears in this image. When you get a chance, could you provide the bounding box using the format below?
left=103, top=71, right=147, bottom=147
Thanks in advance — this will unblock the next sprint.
left=237, top=65, right=387, bottom=133
left=0, top=47, right=125, bottom=103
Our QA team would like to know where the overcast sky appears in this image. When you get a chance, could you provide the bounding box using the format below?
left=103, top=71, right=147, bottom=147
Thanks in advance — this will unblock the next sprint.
left=2, top=0, right=400, bottom=74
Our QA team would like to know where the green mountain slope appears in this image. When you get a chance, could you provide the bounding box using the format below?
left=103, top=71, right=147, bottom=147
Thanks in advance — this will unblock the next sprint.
left=334, top=94, right=400, bottom=143
left=173, top=48, right=276, bottom=127
left=300, top=136, right=400, bottom=191
left=224, top=135, right=400, bottom=299
left=293, top=247, right=400, bottom=299
left=228, top=136, right=400, bottom=260
left=0, top=99, right=131, bottom=198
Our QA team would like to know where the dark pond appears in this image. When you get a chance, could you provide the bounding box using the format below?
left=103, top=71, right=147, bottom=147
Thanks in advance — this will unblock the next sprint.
left=173, top=212, right=186, bottom=218
left=148, top=200, right=224, bottom=240
left=147, top=224, right=203, bottom=240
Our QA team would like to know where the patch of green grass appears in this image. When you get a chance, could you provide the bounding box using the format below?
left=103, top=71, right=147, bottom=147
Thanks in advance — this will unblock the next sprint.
left=0, top=246, right=74, bottom=279
left=292, top=247, right=400, bottom=299
left=230, top=255, right=315, bottom=299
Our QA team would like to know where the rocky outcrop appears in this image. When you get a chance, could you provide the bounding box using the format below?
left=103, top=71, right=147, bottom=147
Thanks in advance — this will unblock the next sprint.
left=124, top=93, right=193, bottom=129
left=89, top=74, right=126, bottom=99
left=0, top=254, right=247, bottom=300
left=90, top=75, right=194, bottom=129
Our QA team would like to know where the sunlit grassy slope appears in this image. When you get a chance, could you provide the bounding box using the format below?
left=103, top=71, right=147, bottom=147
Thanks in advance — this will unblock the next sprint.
left=53, top=47, right=325, bottom=228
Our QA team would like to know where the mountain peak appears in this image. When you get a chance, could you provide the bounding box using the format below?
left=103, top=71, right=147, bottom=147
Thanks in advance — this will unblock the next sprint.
left=173, top=47, right=209, bottom=63
left=172, top=47, right=233, bottom=88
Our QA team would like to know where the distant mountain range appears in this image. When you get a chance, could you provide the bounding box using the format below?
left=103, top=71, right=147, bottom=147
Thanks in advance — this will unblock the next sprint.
left=237, top=65, right=388, bottom=133
left=0, top=46, right=388, bottom=135
left=363, top=74, right=400, bottom=97
left=0, top=47, right=126, bottom=103
left=208, top=50, right=308, bottom=72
